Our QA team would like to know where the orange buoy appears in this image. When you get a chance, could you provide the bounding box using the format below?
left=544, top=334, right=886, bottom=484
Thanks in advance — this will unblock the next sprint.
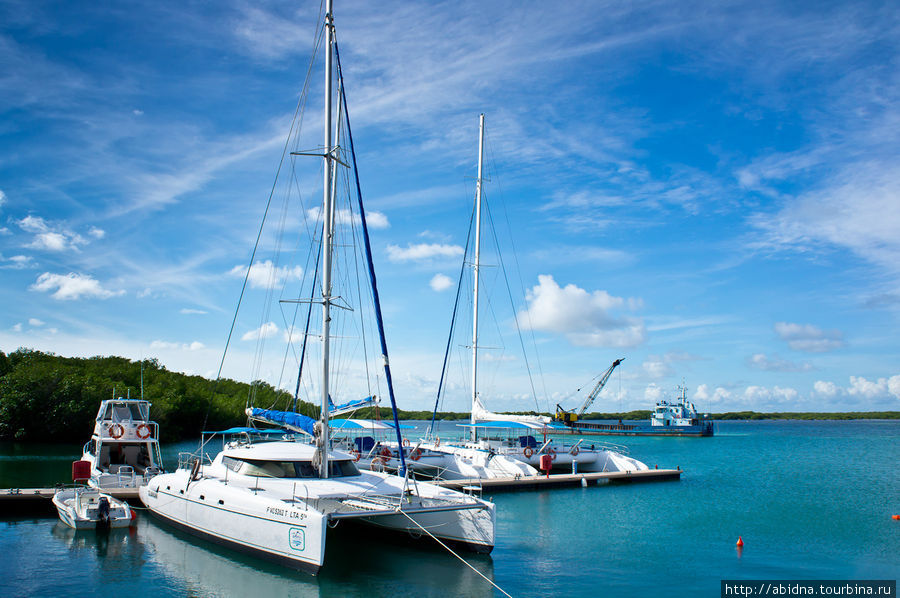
left=892, top=515, right=900, bottom=520
left=736, top=536, right=744, bottom=547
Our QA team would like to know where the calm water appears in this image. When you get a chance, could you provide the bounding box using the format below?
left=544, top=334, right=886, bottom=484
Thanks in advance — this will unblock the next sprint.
left=1, top=421, right=897, bottom=597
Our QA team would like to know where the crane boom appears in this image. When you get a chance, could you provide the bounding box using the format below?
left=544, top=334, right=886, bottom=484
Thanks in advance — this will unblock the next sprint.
left=555, top=358, right=624, bottom=424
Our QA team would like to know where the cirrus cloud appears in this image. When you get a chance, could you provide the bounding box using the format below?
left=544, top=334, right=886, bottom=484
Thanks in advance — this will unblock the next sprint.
left=774, top=322, right=844, bottom=353
left=229, top=260, right=303, bottom=290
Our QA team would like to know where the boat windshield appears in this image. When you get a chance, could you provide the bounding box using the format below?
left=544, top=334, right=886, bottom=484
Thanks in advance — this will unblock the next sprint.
left=222, top=456, right=360, bottom=478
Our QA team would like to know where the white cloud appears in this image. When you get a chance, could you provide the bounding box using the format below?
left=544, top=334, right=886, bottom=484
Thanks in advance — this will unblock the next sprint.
left=30, top=272, right=124, bottom=300
left=644, top=384, right=663, bottom=401
left=386, top=243, right=464, bottom=262
left=28, top=318, right=45, bottom=327
left=306, top=207, right=390, bottom=230
left=748, top=353, right=813, bottom=372
left=429, top=273, right=453, bottom=292
left=19, top=216, right=89, bottom=252
left=12, top=323, right=22, bottom=332
left=88, top=227, right=106, bottom=239
left=180, top=308, right=208, bottom=315
left=848, top=375, right=900, bottom=400
left=813, top=380, right=842, bottom=398
left=774, top=322, right=844, bottom=353
left=0, top=189, right=6, bottom=209
left=241, top=322, right=279, bottom=341
left=229, top=260, right=302, bottom=290
left=693, top=384, right=732, bottom=405
left=642, top=359, right=672, bottom=379
left=149, top=340, right=206, bottom=351
left=1, top=255, right=33, bottom=269
left=519, top=275, right=645, bottom=347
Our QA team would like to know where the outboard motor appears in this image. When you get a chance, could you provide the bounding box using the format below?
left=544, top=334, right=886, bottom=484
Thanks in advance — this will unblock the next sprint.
left=96, top=496, right=111, bottom=530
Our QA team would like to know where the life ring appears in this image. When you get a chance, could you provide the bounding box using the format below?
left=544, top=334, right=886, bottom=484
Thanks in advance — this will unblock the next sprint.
left=351, top=449, right=361, bottom=462
left=547, top=447, right=557, bottom=461
left=402, top=438, right=410, bottom=447
left=570, top=445, right=580, bottom=457
left=108, top=423, right=124, bottom=439
left=380, top=447, right=392, bottom=459
left=136, top=423, right=152, bottom=439
left=410, top=448, right=422, bottom=461
left=434, top=437, right=441, bottom=447
left=523, top=446, right=534, bottom=458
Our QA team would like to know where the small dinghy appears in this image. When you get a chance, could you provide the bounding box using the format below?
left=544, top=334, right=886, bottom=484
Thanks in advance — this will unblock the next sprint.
left=52, top=459, right=135, bottom=529
left=52, top=486, right=135, bottom=530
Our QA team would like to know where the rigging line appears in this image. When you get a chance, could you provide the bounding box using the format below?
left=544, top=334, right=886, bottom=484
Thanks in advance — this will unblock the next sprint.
left=485, top=134, right=550, bottom=410
left=346, top=166, right=374, bottom=397
left=293, top=233, right=322, bottom=412
left=429, top=201, right=476, bottom=437
left=394, top=509, right=512, bottom=598
left=484, top=197, right=542, bottom=412
left=205, top=4, right=327, bottom=434
left=334, top=35, right=408, bottom=478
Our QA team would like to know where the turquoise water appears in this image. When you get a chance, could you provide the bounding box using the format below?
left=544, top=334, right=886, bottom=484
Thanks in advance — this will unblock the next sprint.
left=1, top=421, right=897, bottom=597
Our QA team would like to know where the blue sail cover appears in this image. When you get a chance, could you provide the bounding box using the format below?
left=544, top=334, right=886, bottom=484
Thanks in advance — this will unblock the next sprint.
left=329, top=395, right=377, bottom=414
left=248, top=408, right=316, bottom=436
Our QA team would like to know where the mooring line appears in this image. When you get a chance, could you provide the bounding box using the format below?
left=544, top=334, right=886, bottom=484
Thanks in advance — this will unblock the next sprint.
left=395, top=508, right=512, bottom=598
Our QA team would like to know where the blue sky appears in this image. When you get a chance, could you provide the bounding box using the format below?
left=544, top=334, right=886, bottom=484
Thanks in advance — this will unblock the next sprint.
left=1, top=0, right=899, bottom=413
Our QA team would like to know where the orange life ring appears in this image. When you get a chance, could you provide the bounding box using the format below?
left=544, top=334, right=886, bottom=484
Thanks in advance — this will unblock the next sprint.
left=136, top=423, right=152, bottom=439
left=570, top=445, right=580, bottom=457
left=434, top=437, right=441, bottom=447
left=523, top=446, right=534, bottom=458
left=108, top=423, right=124, bottom=439
left=351, top=449, right=361, bottom=462
left=547, top=446, right=557, bottom=461
left=402, top=438, right=410, bottom=447
left=410, top=448, right=422, bottom=461
left=380, top=447, right=392, bottom=459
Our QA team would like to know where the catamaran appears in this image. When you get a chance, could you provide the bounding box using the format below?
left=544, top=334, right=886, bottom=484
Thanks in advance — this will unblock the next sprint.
left=140, top=1, right=495, bottom=574
left=415, top=115, right=649, bottom=475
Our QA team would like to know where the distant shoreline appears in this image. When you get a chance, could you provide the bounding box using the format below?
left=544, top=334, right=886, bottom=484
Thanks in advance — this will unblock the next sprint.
left=400, top=410, right=900, bottom=421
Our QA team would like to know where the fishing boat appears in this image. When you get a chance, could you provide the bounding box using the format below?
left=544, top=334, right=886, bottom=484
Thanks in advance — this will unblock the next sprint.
left=80, top=395, right=165, bottom=489
left=140, top=2, right=495, bottom=574
left=418, top=115, right=649, bottom=475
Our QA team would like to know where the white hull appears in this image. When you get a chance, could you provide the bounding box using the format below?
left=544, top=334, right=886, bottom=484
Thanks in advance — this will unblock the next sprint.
left=52, top=488, right=134, bottom=530
left=140, top=445, right=495, bottom=574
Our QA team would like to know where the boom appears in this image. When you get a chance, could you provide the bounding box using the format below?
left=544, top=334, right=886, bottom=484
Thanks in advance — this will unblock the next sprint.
left=556, top=358, right=624, bottom=424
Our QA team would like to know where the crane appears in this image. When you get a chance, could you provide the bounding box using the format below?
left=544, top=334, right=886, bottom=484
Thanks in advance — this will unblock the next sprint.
left=555, top=358, right=624, bottom=425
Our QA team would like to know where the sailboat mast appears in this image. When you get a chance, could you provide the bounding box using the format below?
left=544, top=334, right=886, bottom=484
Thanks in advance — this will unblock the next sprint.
left=471, top=113, right=485, bottom=441
left=319, top=0, right=335, bottom=479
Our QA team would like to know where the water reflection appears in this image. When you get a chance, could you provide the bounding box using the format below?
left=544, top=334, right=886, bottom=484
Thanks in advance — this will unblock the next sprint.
left=136, top=515, right=497, bottom=598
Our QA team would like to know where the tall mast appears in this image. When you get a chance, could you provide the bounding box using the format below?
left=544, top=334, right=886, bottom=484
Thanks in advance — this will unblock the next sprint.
left=471, top=113, right=485, bottom=441
left=319, top=0, right=335, bottom=478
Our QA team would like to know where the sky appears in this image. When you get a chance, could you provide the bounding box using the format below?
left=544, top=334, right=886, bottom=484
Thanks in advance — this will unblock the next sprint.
left=1, top=0, right=899, bottom=414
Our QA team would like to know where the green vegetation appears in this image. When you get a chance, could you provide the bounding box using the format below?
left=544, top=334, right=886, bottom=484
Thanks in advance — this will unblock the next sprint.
left=0, top=349, right=897, bottom=443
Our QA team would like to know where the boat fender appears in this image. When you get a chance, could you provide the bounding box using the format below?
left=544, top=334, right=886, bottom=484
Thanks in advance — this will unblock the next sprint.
left=523, top=446, right=534, bottom=458
left=569, top=446, right=580, bottom=457
left=97, top=496, right=111, bottom=529
left=108, top=423, right=124, bottom=439
left=136, top=424, right=152, bottom=439
left=402, top=438, right=410, bottom=447
left=189, top=457, right=201, bottom=481
left=410, top=448, right=422, bottom=461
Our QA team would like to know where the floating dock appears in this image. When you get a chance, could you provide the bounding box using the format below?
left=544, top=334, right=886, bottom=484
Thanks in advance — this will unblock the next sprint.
left=0, top=487, right=140, bottom=516
left=1, top=469, right=680, bottom=515
left=431, top=468, right=681, bottom=492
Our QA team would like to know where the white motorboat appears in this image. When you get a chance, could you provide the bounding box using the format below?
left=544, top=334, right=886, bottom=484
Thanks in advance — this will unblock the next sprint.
left=421, top=115, right=648, bottom=475
left=80, top=395, right=165, bottom=489
left=141, top=1, right=495, bottom=574
left=52, top=486, right=135, bottom=530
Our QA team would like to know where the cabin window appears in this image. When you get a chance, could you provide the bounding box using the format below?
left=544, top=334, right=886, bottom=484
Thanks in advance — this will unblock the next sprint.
left=221, top=457, right=360, bottom=478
